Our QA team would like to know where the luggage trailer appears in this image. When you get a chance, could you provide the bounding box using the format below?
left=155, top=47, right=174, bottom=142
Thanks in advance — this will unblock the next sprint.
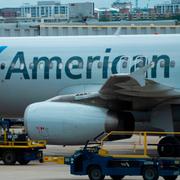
left=56, top=131, right=180, bottom=180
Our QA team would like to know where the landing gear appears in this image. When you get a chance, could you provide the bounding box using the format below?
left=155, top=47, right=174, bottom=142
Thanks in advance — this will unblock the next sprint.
left=158, top=136, right=180, bottom=157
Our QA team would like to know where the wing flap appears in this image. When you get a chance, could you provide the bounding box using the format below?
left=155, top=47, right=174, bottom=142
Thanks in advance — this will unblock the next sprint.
left=100, top=63, right=178, bottom=98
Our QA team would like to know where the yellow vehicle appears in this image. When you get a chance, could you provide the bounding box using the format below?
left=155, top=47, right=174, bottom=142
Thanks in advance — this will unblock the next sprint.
left=0, top=120, right=46, bottom=165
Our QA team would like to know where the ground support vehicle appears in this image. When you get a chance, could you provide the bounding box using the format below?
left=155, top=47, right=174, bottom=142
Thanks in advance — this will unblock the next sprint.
left=0, top=139, right=46, bottom=165
left=43, top=131, right=180, bottom=180
left=70, top=147, right=180, bottom=180
left=68, top=132, right=180, bottom=180
left=0, top=119, right=46, bottom=165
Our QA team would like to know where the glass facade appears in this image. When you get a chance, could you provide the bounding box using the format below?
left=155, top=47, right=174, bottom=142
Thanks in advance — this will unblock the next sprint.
left=20, top=2, right=69, bottom=19
left=60, top=6, right=66, bottom=14
left=54, top=6, right=59, bottom=14
left=155, top=4, right=180, bottom=14
left=31, top=7, right=36, bottom=17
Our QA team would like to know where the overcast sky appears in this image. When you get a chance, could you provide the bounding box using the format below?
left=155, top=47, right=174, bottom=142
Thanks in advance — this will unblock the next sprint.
left=0, top=0, right=169, bottom=8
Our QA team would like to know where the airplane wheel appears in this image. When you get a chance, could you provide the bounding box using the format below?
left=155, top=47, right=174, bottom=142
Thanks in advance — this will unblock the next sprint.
left=142, top=166, right=159, bottom=180
left=158, top=136, right=179, bottom=157
left=2, top=151, right=16, bottom=165
left=110, top=175, right=125, bottom=180
left=88, top=166, right=105, bottom=180
left=163, top=176, right=178, bottom=180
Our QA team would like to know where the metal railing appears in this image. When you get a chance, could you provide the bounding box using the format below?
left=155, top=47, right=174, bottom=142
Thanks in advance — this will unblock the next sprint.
left=0, top=130, right=46, bottom=148
left=98, top=131, right=180, bottom=158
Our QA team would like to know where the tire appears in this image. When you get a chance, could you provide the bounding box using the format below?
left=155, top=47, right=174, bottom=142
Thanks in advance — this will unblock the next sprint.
left=88, top=166, right=105, bottom=180
left=142, top=166, right=159, bottom=180
left=2, top=151, right=16, bottom=165
left=110, top=175, right=125, bottom=180
left=163, top=176, right=178, bottom=180
left=158, top=136, right=179, bottom=157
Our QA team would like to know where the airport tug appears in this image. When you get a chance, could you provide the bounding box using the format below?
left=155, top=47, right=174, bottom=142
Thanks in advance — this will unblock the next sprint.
left=0, top=119, right=46, bottom=165
left=67, top=132, right=180, bottom=180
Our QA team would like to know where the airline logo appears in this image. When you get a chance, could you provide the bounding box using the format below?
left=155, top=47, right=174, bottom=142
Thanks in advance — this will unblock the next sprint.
left=0, top=46, right=7, bottom=53
left=1, top=48, right=172, bottom=80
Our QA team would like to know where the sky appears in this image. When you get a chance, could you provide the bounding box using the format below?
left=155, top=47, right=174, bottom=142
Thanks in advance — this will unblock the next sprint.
left=0, top=0, right=169, bottom=8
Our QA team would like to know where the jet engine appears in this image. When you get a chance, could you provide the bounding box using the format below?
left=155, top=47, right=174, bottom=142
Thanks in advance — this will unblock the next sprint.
left=24, top=102, right=134, bottom=145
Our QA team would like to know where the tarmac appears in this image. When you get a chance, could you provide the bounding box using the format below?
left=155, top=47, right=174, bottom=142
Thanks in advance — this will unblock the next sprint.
left=0, top=161, right=176, bottom=180
left=0, top=136, right=180, bottom=180
left=0, top=163, right=134, bottom=180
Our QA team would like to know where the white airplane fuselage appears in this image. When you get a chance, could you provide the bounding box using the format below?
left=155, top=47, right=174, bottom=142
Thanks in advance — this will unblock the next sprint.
left=0, top=34, right=180, bottom=118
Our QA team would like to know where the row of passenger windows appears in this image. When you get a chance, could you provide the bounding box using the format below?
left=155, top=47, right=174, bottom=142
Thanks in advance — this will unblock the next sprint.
left=0, top=61, right=128, bottom=70
left=0, top=60, right=176, bottom=70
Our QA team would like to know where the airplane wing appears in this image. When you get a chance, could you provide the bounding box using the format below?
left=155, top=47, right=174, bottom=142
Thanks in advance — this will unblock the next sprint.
left=100, top=67, right=177, bottom=99
left=48, top=64, right=180, bottom=110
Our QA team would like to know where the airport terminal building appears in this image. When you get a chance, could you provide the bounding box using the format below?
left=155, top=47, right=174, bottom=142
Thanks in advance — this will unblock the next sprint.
left=20, top=1, right=69, bottom=20
left=155, top=0, right=180, bottom=15
left=19, top=1, right=95, bottom=22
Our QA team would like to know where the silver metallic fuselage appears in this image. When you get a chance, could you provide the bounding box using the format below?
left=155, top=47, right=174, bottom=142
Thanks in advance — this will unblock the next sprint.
left=0, top=34, right=180, bottom=118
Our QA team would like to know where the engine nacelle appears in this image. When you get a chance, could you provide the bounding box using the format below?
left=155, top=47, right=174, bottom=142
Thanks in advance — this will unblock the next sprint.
left=24, top=102, right=134, bottom=145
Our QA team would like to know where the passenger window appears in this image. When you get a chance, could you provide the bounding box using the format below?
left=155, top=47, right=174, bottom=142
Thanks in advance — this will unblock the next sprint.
left=68, top=63, right=73, bottom=69
left=122, top=61, right=127, bottom=68
left=160, top=61, right=165, bottom=68
left=97, top=62, right=103, bottom=69
left=123, top=56, right=129, bottom=61
left=11, top=63, right=15, bottom=69
left=87, top=62, right=92, bottom=69
left=108, top=62, right=112, bottom=68
left=0, top=63, right=5, bottom=70
left=58, top=63, right=63, bottom=69
left=170, top=60, right=175, bottom=68
left=79, top=62, right=83, bottom=68
left=20, top=63, right=24, bottom=70
left=39, top=62, right=44, bottom=69
left=49, top=62, right=53, bottom=69
left=137, top=61, right=144, bottom=68
left=29, top=63, right=34, bottom=69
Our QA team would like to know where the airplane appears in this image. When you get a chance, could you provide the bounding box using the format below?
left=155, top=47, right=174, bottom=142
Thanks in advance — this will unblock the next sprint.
left=0, top=34, right=180, bottom=157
